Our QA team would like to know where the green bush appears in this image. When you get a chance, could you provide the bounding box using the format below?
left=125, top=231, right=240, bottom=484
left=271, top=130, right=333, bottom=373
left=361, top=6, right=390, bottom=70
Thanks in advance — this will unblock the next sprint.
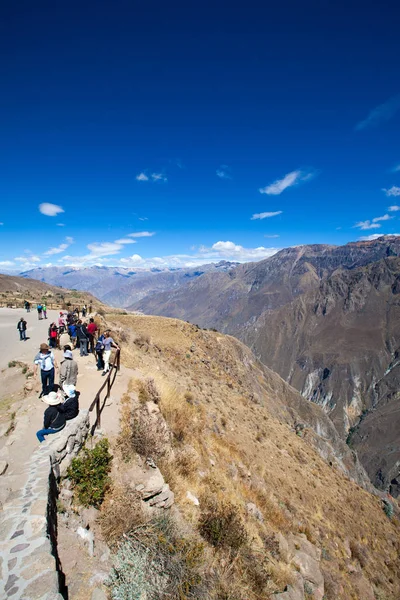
left=67, top=438, right=112, bottom=507
left=199, top=497, right=247, bottom=551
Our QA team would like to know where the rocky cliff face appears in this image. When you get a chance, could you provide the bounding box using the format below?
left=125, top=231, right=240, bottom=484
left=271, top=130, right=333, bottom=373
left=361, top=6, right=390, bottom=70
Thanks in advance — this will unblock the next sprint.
left=245, top=257, right=400, bottom=496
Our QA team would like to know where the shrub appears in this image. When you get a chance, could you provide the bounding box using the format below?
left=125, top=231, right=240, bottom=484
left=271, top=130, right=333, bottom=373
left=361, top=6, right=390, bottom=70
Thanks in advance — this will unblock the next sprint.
left=199, top=497, right=247, bottom=551
left=8, top=361, right=17, bottom=368
left=101, top=485, right=145, bottom=545
left=5, top=412, right=16, bottom=436
left=67, top=438, right=112, bottom=507
left=107, top=514, right=209, bottom=600
left=349, top=540, right=368, bottom=568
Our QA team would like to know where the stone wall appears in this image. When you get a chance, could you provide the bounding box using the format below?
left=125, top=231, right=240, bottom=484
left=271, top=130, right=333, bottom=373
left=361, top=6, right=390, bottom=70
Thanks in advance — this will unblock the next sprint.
left=0, top=410, right=90, bottom=599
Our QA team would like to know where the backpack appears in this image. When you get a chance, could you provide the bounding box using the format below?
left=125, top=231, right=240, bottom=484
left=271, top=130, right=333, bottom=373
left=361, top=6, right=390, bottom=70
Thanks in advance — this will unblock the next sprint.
left=95, top=340, right=105, bottom=352
left=50, top=329, right=57, bottom=338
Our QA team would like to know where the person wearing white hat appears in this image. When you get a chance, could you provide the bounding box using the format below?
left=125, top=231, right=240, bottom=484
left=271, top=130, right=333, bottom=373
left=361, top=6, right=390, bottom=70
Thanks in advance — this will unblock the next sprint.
left=59, top=384, right=79, bottom=420
left=36, top=391, right=66, bottom=443
left=59, top=346, right=78, bottom=387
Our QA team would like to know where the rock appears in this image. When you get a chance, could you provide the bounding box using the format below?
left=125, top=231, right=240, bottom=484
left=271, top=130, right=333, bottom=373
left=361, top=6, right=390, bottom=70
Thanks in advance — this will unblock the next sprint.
left=77, top=526, right=94, bottom=557
left=148, top=484, right=171, bottom=506
left=246, top=502, right=263, bottom=521
left=81, top=507, right=99, bottom=529
left=141, top=469, right=165, bottom=499
left=274, top=572, right=305, bottom=600
left=0, top=460, right=8, bottom=476
left=92, top=589, right=108, bottom=600
left=186, top=491, right=200, bottom=506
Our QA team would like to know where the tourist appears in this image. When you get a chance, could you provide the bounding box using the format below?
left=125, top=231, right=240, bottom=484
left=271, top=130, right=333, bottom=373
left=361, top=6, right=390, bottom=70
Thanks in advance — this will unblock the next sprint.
left=24, top=300, right=30, bottom=312
left=59, top=347, right=78, bottom=387
left=33, top=343, right=58, bottom=398
left=87, top=318, right=98, bottom=353
left=76, top=320, right=89, bottom=356
left=17, top=317, right=27, bottom=341
left=60, top=384, right=79, bottom=420
left=37, top=303, right=43, bottom=320
left=95, top=333, right=105, bottom=371
left=58, top=312, right=66, bottom=333
left=68, top=321, right=77, bottom=348
left=48, top=323, right=58, bottom=349
left=59, top=328, right=71, bottom=349
left=102, top=329, right=120, bottom=376
left=82, top=304, right=87, bottom=318
left=36, top=391, right=66, bottom=443
left=42, top=303, right=47, bottom=319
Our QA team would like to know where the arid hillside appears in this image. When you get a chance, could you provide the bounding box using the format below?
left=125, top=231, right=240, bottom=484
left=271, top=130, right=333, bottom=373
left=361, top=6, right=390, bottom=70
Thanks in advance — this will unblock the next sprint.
left=100, top=312, right=400, bottom=600
left=0, top=273, right=106, bottom=311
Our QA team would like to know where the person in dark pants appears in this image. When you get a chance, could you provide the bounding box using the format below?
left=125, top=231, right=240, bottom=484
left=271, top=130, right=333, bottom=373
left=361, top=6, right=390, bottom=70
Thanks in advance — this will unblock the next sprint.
left=17, top=317, right=27, bottom=341
left=95, top=333, right=105, bottom=371
left=76, top=321, right=89, bottom=356
left=87, top=318, right=98, bottom=353
left=36, top=391, right=66, bottom=443
left=33, top=343, right=58, bottom=398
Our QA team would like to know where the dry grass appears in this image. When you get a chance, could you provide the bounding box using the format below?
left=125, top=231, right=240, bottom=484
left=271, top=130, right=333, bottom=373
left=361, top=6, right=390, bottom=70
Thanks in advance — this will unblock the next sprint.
left=100, top=484, right=145, bottom=546
left=105, top=313, right=400, bottom=600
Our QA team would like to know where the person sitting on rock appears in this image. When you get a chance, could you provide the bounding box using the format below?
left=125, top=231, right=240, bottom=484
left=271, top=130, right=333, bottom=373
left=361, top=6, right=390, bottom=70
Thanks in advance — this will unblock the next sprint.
left=60, top=384, right=79, bottom=420
left=36, top=391, right=66, bottom=443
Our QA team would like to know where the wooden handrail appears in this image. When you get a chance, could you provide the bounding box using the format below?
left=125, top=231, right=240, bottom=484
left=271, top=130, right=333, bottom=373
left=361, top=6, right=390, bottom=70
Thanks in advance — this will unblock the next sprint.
left=88, top=348, right=121, bottom=434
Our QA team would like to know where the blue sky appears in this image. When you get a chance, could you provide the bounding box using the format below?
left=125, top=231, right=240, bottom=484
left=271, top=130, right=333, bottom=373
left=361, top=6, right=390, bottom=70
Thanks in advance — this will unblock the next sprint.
left=1, top=0, right=400, bottom=271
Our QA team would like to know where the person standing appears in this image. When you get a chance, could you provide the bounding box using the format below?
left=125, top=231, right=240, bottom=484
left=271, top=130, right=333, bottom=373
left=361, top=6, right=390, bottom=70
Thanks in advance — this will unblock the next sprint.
left=37, top=303, right=43, bottom=320
left=68, top=321, right=77, bottom=348
left=76, top=320, right=89, bottom=356
left=48, top=323, right=58, bottom=349
left=42, top=303, right=47, bottom=319
left=102, top=329, right=120, bottom=376
left=95, top=333, right=105, bottom=371
left=82, top=304, right=87, bottom=318
left=17, top=317, right=27, bottom=341
left=34, top=343, right=58, bottom=398
left=25, top=300, right=30, bottom=312
left=87, top=318, right=98, bottom=353
left=59, top=328, right=71, bottom=349
left=59, top=347, right=78, bottom=387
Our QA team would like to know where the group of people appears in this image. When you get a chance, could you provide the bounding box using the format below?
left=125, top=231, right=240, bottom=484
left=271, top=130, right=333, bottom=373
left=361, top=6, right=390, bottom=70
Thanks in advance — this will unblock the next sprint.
left=34, top=341, right=80, bottom=442
left=32, top=311, right=119, bottom=442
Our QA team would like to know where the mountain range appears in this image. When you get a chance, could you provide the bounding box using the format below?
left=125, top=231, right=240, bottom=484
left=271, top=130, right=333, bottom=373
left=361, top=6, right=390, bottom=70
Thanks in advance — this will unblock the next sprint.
left=11, top=236, right=400, bottom=496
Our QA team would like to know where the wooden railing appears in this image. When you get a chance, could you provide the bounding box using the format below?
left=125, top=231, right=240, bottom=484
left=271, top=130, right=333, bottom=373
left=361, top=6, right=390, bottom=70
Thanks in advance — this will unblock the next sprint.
left=88, top=348, right=121, bottom=435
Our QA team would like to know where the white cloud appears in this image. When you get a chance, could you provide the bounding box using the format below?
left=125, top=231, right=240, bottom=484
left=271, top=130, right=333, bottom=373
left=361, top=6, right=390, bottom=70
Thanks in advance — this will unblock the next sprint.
left=128, top=231, right=155, bottom=238
left=264, top=234, right=280, bottom=238
left=251, top=211, right=282, bottom=220
left=43, top=236, right=74, bottom=256
left=151, top=173, right=167, bottom=182
left=359, top=233, right=400, bottom=241
left=136, top=173, right=149, bottom=181
left=86, top=242, right=123, bottom=257
left=39, top=203, right=64, bottom=217
left=120, top=254, right=145, bottom=265
left=0, top=222, right=4, bottom=226
left=355, top=95, right=400, bottom=131
left=198, top=240, right=278, bottom=262
left=391, top=164, right=400, bottom=173
left=354, top=220, right=381, bottom=230
left=388, top=205, right=400, bottom=211
left=0, top=260, right=14, bottom=266
left=138, top=217, right=148, bottom=221
left=259, top=169, right=315, bottom=195
left=114, top=238, right=138, bottom=245
left=372, top=214, right=392, bottom=223
left=57, top=223, right=65, bottom=227
left=216, top=165, right=232, bottom=179
left=383, top=186, right=400, bottom=197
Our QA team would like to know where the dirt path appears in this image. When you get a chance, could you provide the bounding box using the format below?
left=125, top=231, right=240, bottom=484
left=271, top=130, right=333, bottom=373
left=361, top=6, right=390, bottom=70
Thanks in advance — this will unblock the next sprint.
left=0, top=307, right=137, bottom=506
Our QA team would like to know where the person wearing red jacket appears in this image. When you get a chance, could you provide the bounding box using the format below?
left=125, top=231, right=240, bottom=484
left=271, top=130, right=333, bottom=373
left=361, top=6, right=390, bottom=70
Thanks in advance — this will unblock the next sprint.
left=87, top=318, right=98, bottom=354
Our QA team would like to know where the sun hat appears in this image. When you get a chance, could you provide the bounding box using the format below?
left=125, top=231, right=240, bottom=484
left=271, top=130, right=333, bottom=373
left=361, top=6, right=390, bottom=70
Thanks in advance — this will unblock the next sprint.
left=63, top=349, right=73, bottom=359
left=42, top=391, right=62, bottom=406
left=62, top=384, right=76, bottom=398
left=40, top=343, right=49, bottom=352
